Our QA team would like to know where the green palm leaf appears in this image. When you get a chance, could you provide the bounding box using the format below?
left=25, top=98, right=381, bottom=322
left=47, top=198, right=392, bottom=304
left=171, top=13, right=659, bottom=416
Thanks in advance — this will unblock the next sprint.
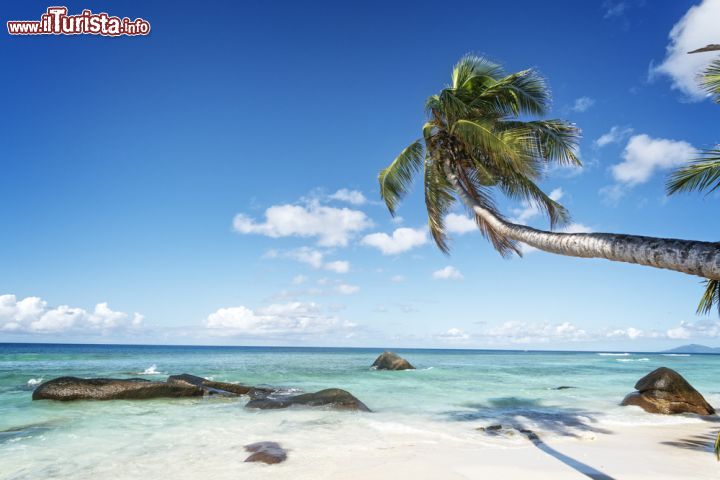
left=666, top=150, right=720, bottom=195
left=378, top=140, right=424, bottom=215
left=701, top=59, right=720, bottom=103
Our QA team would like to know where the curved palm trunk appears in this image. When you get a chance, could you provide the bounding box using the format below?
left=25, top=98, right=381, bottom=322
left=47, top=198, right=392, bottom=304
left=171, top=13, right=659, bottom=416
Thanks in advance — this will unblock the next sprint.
left=444, top=165, right=720, bottom=281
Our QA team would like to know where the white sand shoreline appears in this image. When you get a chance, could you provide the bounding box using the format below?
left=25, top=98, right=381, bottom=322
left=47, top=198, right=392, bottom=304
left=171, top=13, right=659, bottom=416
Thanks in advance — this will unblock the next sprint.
left=242, top=421, right=718, bottom=480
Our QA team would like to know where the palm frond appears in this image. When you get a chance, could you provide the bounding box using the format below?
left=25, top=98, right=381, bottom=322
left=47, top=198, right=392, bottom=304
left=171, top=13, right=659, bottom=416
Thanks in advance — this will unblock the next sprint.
left=475, top=69, right=550, bottom=116
left=666, top=150, right=720, bottom=195
left=452, top=119, right=524, bottom=166
left=378, top=140, right=424, bottom=215
left=451, top=55, right=503, bottom=90
left=700, top=58, right=720, bottom=103
left=697, top=279, right=720, bottom=316
left=499, top=173, right=570, bottom=229
left=523, top=120, right=582, bottom=166
left=714, top=431, right=719, bottom=461
left=454, top=164, right=520, bottom=257
left=424, top=159, right=456, bottom=254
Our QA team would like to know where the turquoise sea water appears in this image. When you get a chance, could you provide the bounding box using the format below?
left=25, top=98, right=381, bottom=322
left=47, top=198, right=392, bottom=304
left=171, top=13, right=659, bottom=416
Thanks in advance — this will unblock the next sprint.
left=1, top=343, right=718, bottom=479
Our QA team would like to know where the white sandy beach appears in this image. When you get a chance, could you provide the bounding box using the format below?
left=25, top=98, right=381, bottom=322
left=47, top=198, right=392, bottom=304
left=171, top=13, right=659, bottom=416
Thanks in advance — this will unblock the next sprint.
left=242, top=422, right=718, bottom=480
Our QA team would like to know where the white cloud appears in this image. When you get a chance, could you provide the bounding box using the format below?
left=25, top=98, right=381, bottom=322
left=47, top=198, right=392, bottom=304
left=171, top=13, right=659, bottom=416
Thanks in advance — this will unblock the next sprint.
left=0, top=294, right=143, bottom=334
left=607, top=327, right=644, bottom=339
left=611, top=134, right=696, bottom=185
left=595, top=126, right=633, bottom=147
left=445, top=213, right=476, bottom=234
left=335, top=284, right=360, bottom=295
left=267, top=247, right=350, bottom=274
left=666, top=319, right=720, bottom=339
left=233, top=201, right=372, bottom=247
left=511, top=187, right=564, bottom=224
left=324, top=260, right=350, bottom=274
left=436, top=327, right=471, bottom=341
left=205, top=301, right=354, bottom=337
left=390, top=275, right=406, bottom=283
left=291, top=275, right=308, bottom=285
left=285, top=247, right=324, bottom=268
left=361, top=227, right=428, bottom=255
left=603, top=1, right=627, bottom=19
left=432, top=266, right=464, bottom=280
left=571, top=96, right=595, bottom=112
left=483, top=320, right=588, bottom=344
left=328, top=188, right=367, bottom=205
left=651, top=0, right=720, bottom=101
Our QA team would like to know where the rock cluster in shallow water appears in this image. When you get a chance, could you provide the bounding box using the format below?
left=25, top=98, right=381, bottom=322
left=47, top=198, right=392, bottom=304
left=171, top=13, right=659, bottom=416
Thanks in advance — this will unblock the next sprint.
left=31, top=374, right=371, bottom=413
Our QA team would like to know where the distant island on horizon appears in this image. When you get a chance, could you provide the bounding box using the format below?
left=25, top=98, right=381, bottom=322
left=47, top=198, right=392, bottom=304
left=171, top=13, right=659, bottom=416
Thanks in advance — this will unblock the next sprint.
left=662, top=344, right=720, bottom=354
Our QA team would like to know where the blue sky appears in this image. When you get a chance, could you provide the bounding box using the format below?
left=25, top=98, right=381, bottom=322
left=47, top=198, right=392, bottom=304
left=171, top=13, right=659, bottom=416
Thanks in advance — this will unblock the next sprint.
left=1, top=0, right=720, bottom=350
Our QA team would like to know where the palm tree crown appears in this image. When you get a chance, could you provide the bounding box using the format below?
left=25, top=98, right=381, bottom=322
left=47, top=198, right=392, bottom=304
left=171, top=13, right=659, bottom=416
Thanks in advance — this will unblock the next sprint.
left=378, top=55, right=581, bottom=256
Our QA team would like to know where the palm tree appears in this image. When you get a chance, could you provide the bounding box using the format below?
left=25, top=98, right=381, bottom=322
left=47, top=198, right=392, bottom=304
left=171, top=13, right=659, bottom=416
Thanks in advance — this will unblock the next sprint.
left=378, top=54, right=720, bottom=284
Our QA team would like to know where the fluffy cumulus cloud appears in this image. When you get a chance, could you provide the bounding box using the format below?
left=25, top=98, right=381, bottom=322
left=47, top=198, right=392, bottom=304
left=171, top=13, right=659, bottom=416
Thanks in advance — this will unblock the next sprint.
left=445, top=213, right=477, bottom=234
left=0, top=294, right=143, bottom=334
left=600, top=133, right=696, bottom=205
left=432, top=266, right=464, bottom=281
left=651, top=0, right=720, bottom=101
left=205, top=301, right=355, bottom=338
left=595, top=126, right=634, bottom=148
left=611, top=134, right=696, bottom=186
left=361, top=227, right=428, bottom=255
left=327, top=189, right=367, bottom=205
left=571, top=96, right=595, bottom=112
left=233, top=200, right=372, bottom=247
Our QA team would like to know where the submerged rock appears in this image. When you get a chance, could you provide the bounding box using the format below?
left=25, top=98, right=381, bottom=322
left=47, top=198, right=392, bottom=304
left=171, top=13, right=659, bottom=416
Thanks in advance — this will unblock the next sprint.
left=246, top=388, right=371, bottom=412
left=621, top=367, right=715, bottom=415
left=371, top=351, right=414, bottom=370
left=32, top=376, right=203, bottom=401
left=553, top=386, right=576, bottom=390
left=166, top=373, right=272, bottom=396
left=244, top=441, right=287, bottom=464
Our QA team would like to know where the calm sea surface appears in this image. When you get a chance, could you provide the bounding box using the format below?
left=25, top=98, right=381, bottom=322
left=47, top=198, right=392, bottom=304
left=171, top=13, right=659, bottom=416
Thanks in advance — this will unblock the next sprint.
left=1, top=343, right=718, bottom=479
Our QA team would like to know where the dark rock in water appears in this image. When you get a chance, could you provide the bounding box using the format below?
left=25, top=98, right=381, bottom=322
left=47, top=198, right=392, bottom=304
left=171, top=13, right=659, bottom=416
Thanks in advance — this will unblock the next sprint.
left=554, top=386, right=576, bottom=390
left=621, top=367, right=715, bottom=415
left=166, top=373, right=272, bottom=396
left=246, top=388, right=371, bottom=412
left=244, top=441, right=287, bottom=464
left=477, top=424, right=503, bottom=432
left=371, top=351, right=414, bottom=370
left=32, top=376, right=203, bottom=401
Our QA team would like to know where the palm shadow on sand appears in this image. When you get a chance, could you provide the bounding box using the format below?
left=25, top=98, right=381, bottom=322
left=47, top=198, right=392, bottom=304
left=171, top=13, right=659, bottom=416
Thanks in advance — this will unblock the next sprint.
left=444, top=397, right=616, bottom=480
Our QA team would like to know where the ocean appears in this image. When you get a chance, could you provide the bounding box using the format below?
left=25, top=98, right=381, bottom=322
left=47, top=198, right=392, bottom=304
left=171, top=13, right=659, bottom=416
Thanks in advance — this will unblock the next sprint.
left=1, top=343, right=718, bottom=479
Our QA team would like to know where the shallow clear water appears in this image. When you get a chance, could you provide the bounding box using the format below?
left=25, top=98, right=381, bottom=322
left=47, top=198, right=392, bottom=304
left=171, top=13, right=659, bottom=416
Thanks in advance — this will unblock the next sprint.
left=1, top=344, right=718, bottom=479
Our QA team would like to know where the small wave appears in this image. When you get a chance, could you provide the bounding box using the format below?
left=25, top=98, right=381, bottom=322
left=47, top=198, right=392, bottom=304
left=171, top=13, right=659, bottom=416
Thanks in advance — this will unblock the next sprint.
left=597, top=353, right=630, bottom=356
left=27, top=378, right=43, bottom=386
left=617, top=358, right=649, bottom=362
left=138, top=365, right=161, bottom=375
left=661, top=354, right=690, bottom=357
